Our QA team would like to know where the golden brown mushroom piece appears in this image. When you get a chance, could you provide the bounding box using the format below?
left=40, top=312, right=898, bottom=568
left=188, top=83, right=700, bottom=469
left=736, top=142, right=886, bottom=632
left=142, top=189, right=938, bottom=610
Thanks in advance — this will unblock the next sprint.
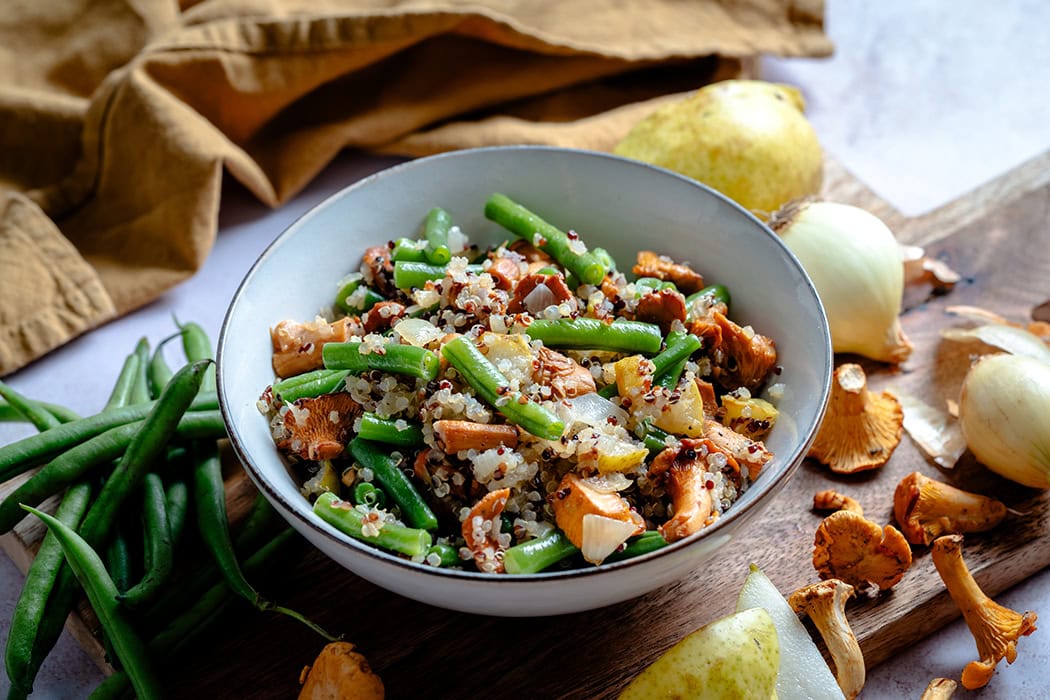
left=271, top=317, right=351, bottom=379
left=893, top=471, right=1008, bottom=546
left=649, top=439, right=720, bottom=542
left=462, top=488, right=511, bottom=574
left=813, top=489, right=864, bottom=516
left=298, top=641, right=384, bottom=700
left=919, top=678, right=958, bottom=700
left=551, top=473, right=644, bottom=550
left=789, top=579, right=865, bottom=700
left=532, top=346, right=596, bottom=398
left=275, top=393, right=361, bottom=461
left=813, top=510, right=912, bottom=593
left=433, top=420, right=519, bottom=454
left=808, top=363, right=903, bottom=474
left=931, top=535, right=1038, bottom=690
left=702, top=419, right=773, bottom=482
left=633, top=288, right=688, bottom=335
left=710, top=312, right=778, bottom=393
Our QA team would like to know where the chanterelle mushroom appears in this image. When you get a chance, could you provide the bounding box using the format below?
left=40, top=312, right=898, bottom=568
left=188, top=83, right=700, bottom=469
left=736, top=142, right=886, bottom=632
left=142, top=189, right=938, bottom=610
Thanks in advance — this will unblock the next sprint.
left=275, top=393, right=361, bottom=461
left=931, top=535, right=1038, bottom=690
left=298, top=641, right=384, bottom=700
left=919, top=678, right=957, bottom=700
left=813, top=510, right=912, bottom=592
left=813, top=489, right=864, bottom=516
left=893, top=471, right=1008, bottom=546
left=789, top=579, right=864, bottom=700
left=809, top=363, right=903, bottom=474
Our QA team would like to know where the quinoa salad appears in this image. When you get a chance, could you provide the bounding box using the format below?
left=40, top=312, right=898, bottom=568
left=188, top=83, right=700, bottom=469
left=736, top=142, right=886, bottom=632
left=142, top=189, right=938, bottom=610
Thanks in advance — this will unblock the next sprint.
left=258, top=194, right=782, bottom=574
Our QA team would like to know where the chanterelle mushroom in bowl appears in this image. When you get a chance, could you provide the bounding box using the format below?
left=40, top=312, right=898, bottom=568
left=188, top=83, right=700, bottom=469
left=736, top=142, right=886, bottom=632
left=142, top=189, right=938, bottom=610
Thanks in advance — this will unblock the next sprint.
left=217, top=146, right=832, bottom=616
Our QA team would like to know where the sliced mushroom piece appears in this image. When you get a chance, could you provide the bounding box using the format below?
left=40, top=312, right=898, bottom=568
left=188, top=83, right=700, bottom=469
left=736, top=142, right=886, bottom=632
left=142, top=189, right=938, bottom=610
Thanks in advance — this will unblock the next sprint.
left=361, top=244, right=395, bottom=296
left=931, top=535, right=1038, bottom=690
left=809, top=363, right=903, bottom=474
left=633, top=288, right=687, bottom=335
left=813, top=489, right=864, bottom=516
left=361, top=301, right=405, bottom=334
left=462, top=488, right=511, bottom=574
left=271, top=317, right=351, bottom=378
left=487, top=256, right=524, bottom=291
left=920, top=678, right=958, bottom=700
left=813, top=510, right=912, bottom=593
left=649, top=440, right=716, bottom=542
left=632, top=251, right=705, bottom=294
left=507, top=272, right=576, bottom=315
left=789, top=579, right=865, bottom=700
left=702, top=419, right=773, bottom=482
left=710, top=311, right=777, bottom=392
left=533, top=346, right=596, bottom=399
left=275, top=392, right=361, bottom=461
left=893, top=471, right=1007, bottom=546
left=551, top=473, right=643, bottom=550
left=433, top=420, right=519, bottom=453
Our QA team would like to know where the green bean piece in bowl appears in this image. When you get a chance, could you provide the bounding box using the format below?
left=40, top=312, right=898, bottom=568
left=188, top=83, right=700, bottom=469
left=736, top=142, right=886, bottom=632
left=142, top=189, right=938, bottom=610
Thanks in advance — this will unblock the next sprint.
left=217, top=146, right=831, bottom=617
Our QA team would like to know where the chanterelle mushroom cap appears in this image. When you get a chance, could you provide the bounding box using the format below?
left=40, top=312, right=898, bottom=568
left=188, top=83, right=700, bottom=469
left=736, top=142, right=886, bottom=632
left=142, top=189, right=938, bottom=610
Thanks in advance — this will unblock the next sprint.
left=789, top=579, right=864, bottom=700
left=813, top=510, right=912, bottom=592
left=893, top=471, right=1008, bottom=546
left=931, top=535, right=1037, bottom=690
left=809, top=363, right=903, bottom=474
left=298, top=641, right=384, bottom=700
left=275, top=393, right=361, bottom=461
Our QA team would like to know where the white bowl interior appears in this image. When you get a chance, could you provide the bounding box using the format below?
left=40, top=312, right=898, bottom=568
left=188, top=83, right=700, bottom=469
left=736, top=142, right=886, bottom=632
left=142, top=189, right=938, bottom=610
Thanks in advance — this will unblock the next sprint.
left=218, top=147, right=831, bottom=615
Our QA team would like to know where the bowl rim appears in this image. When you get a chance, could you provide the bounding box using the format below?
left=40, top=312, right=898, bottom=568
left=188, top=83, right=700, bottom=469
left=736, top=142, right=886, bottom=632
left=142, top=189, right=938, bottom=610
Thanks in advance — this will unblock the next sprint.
left=217, top=144, right=832, bottom=583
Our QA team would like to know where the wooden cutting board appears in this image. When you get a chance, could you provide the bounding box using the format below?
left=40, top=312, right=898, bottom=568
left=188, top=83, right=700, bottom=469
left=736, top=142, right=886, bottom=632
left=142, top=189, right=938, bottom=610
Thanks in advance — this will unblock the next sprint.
left=3, top=150, right=1049, bottom=698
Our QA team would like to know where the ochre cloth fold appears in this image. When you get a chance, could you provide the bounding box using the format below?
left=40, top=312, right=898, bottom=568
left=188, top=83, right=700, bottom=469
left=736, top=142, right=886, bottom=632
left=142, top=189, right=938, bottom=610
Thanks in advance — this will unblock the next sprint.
left=0, top=0, right=831, bottom=375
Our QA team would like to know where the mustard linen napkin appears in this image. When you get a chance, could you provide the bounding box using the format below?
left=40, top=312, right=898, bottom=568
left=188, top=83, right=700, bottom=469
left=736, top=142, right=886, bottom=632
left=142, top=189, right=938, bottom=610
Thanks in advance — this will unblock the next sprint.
left=0, top=0, right=830, bottom=375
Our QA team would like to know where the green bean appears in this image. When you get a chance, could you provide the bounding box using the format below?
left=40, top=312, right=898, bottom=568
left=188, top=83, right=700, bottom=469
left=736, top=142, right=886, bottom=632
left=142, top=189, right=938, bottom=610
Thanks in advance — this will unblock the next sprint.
left=635, top=277, right=676, bottom=293
left=163, top=478, right=190, bottom=547
left=357, top=412, right=424, bottom=447
left=534, top=266, right=560, bottom=276
left=191, top=442, right=335, bottom=641
left=426, top=542, right=460, bottom=567
left=423, top=207, right=452, bottom=265
left=349, top=438, right=438, bottom=530
left=605, top=531, right=668, bottom=562
left=0, top=381, right=62, bottom=432
left=392, top=261, right=484, bottom=289
left=597, top=383, right=619, bottom=399
left=322, top=341, right=439, bottom=381
left=119, top=473, right=173, bottom=609
left=4, top=482, right=92, bottom=700
left=129, top=337, right=152, bottom=405
left=391, top=237, right=428, bottom=262
left=640, top=422, right=673, bottom=457
left=525, top=318, right=662, bottom=354
left=23, top=506, right=163, bottom=699
left=655, top=356, right=688, bottom=390
left=441, top=336, right=564, bottom=441
left=0, top=410, right=226, bottom=533
left=231, top=492, right=281, bottom=556
left=593, top=247, right=617, bottom=273
left=105, top=351, right=140, bottom=411
left=0, top=392, right=219, bottom=480
left=272, top=369, right=349, bottom=402
left=484, top=193, right=608, bottom=286
left=653, top=331, right=701, bottom=391
left=313, top=491, right=432, bottom=557
left=0, top=401, right=78, bottom=425
left=147, top=334, right=180, bottom=399
left=177, top=320, right=216, bottom=392
left=334, top=276, right=384, bottom=314
left=353, top=481, right=387, bottom=509
left=105, top=522, right=134, bottom=595
left=685, top=283, right=731, bottom=314
left=503, top=529, right=578, bottom=574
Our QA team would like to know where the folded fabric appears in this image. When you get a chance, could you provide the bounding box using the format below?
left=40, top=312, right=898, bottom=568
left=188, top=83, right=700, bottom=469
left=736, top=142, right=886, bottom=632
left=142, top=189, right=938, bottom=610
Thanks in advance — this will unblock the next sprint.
left=0, top=0, right=831, bottom=375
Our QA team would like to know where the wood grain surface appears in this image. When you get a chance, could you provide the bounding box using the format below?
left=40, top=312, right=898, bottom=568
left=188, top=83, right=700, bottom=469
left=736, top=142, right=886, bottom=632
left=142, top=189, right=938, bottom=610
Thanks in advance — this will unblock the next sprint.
left=3, top=150, right=1049, bottom=698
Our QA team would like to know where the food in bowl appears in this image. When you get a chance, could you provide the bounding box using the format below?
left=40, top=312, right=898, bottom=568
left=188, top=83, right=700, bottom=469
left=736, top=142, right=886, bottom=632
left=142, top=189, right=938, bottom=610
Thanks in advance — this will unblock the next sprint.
left=257, top=192, right=784, bottom=575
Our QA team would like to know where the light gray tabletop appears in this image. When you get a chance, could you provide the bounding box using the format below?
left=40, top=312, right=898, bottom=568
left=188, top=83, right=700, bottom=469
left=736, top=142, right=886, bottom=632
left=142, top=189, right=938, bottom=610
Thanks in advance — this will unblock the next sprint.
left=2, top=1, right=1049, bottom=696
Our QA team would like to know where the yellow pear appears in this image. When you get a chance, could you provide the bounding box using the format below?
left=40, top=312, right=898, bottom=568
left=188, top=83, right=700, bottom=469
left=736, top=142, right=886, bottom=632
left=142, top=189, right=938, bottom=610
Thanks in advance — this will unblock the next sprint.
left=614, top=80, right=823, bottom=216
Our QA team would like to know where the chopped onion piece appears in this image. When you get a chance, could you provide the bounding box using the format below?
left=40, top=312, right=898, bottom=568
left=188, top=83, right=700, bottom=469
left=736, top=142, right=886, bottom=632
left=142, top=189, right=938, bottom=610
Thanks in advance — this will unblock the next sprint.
left=522, top=282, right=557, bottom=314
left=581, top=514, right=638, bottom=565
left=393, top=318, right=443, bottom=347
left=941, top=324, right=1050, bottom=363
left=565, top=392, right=629, bottom=428
left=886, top=386, right=967, bottom=469
left=447, top=225, right=468, bottom=254
left=580, top=472, right=632, bottom=494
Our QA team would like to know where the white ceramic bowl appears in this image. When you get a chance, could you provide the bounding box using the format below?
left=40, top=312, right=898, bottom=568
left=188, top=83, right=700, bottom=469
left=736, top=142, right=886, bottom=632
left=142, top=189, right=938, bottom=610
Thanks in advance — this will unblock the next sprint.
left=217, top=146, right=831, bottom=617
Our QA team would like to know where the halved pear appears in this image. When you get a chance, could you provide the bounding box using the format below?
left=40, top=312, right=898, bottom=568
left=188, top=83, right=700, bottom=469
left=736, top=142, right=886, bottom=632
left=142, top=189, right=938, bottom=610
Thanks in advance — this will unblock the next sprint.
left=736, top=564, right=845, bottom=700
left=619, top=607, right=779, bottom=700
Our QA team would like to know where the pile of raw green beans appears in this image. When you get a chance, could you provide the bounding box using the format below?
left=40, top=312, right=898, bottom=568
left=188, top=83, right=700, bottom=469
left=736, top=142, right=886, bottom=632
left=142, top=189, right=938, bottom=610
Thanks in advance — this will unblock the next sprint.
left=0, top=322, right=334, bottom=699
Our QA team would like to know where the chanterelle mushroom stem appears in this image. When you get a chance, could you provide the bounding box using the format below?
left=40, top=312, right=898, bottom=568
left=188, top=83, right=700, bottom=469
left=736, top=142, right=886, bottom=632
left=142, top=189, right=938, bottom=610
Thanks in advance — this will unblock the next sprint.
left=919, top=677, right=957, bottom=700
left=931, top=535, right=1038, bottom=690
left=789, top=579, right=865, bottom=700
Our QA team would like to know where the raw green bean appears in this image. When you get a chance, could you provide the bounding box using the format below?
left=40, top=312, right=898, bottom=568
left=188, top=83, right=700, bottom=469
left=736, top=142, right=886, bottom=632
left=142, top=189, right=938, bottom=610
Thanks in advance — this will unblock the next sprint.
left=423, top=207, right=452, bottom=265
left=129, top=337, right=152, bottom=405
left=0, top=392, right=219, bottom=479
left=357, top=412, right=424, bottom=447
left=426, top=542, right=460, bottom=567
left=313, top=491, right=432, bottom=557
left=0, top=402, right=78, bottom=425
left=105, top=351, right=141, bottom=411
left=349, top=438, right=438, bottom=530
left=272, top=369, right=349, bottom=402
left=119, top=473, right=173, bottom=609
left=191, top=442, right=335, bottom=641
left=392, top=260, right=484, bottom=289
left=4, top=482, right=92, bottom=700
left=23, top=506, right=163, bottom=699
left=606, top=531, right=668, bottom=562
left=105, top=523, right=134, bottom=594
left=441, top=336, right=564, bottom=441
left=163, top=478, right=190, bottom=547
left=0, top=410, right=226, bottom=533
left=353, top=481, right=387, bottom=509
left=177, top=320, right=216, bottom=392
left=484, top=193, right=608, bottom=286
left=334, top=275, right=384, bottom=314
left=0, top=381, right=62, bottom=432
left=147, top=334, right=180, bottom=399
left=322, top=341, right=439, bottom=381
left=504, top=529, right=579, bottom=574
left=525, top=318, right=662, bottom=354
left=231, top=492, right=281, bottom=556
left=391, top=237, right=428, bottom=262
